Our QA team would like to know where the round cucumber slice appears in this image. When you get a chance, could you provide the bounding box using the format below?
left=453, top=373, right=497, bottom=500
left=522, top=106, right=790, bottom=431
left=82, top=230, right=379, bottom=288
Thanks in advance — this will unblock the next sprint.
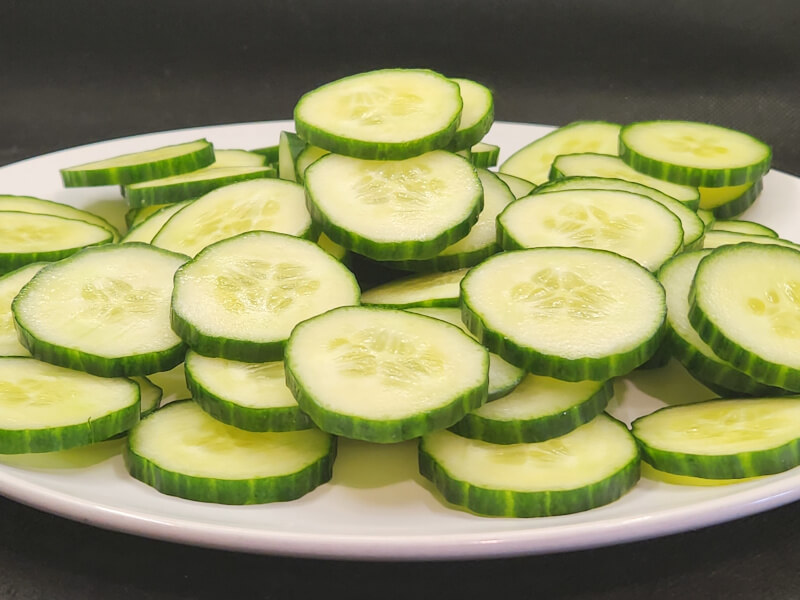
left=495, top=172, right=536, bottom=198
left=0, top=263, right=47, bottom=356
left=701, top=230, right=800, bottom=251
left=360, top=268, right=468, bottom=308
left=131, top=375, right=162, bottom=417
left=447, top=78, right=494, bottom=151
left=710, top=219, right=778, bottom=238
left=0, top=195, right=120, bottom=242
left=121, top=200, right=192, bottom=244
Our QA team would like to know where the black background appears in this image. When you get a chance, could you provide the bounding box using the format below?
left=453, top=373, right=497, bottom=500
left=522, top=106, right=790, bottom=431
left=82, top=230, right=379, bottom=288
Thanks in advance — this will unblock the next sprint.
left=2, top=1, right=800, bottom=598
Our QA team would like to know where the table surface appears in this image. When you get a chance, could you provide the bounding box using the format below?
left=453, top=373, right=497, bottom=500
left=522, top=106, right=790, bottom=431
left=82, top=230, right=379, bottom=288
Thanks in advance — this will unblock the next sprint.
left=3, top=1, right=800, bottom=597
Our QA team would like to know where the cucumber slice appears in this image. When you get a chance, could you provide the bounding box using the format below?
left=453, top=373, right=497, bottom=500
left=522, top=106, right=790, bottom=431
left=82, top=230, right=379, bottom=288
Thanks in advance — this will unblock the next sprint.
left=461, top=248, right=666, bottom=381
left=550, top=153, right=701, bottom=209
left=495, top=172, right=536, bottom=198
left=60, top=139, right=215, bottom=187
left=632, top=397, right=800, bottom=479
left=450, top=375, right=613, bottom=444
left=211, top=149, right=268, bottom=167
left=689, top=243, right=800, bottom=391
left=468, top=142, right=500, bottom=168
left=499, top=121, right=621, bottom=185
left=705, top=178, right=764, bottom=219
left=0, top=357, right=140, bottom=453
left=125, top=400, right=336, bottom=504
left=278, top=131, right=308, bottom=182
left=0, top=195, right=120, bottom=242
left=171, top=231, right=360, bottom=362
left=710, top=219, right=778, bottom=238
left=250, top=144, right=280, bottom=164
left=419, top=414, right=639, bottom=517
left=305, top=150, right=483, bottom=261
left=151, top=178, right=314, bottom=257
left=126, top=204, right=165, bottom=229
left=294, top=68, right=462, bottom=160
left=0, top=211, right=114, bottom=275
left=497, top=189, right=684, bottom=271
left=619, top=121, right=771, bottom=187
left=406, top=307, right=524, bottom=401
left=448, top=78, right=494, bottom=151
left=697, top=208, right=715, bottom=230
left=294, top=145, right=329, bottom=183
left=0, top=263, right=47, bottom=356
left=534, top=176, right=705, bottom=250
left=701, top=230, right=800, bottom=250
left=132, top=375, right=162, bottom=417
left=360, top=268, right=468, bottom=308
left=123, top=165, right=276, bottom=208
left=316, top=233, right=348, bottom=262
left=285, top=306, right=488, bottom=442
left=184, top=351, right=312, bottom=432
left=120, top=200, right=192, bottom=244
left=13, top=243, right=188, bottom=377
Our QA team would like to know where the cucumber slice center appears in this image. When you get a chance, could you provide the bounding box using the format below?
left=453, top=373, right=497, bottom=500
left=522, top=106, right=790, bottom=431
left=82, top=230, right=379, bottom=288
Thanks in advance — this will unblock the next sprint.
left=511, top=266, right=615, bottom=321
left=353, top=161, right=445, bottom=219
left=81, top=278, right=161, bottom=322
left=541, top=201, right=646, bottom=244
left=745, top=280, right=800, bottom=338
left=340, top=87, right=425, bottom=125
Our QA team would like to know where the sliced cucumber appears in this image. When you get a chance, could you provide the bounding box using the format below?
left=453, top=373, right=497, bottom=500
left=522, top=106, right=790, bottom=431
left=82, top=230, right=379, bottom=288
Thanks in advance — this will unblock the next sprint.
left=702, top=178, right=765, bottom=219
left=125, top=399, right=336, bottom=504
left=249, top=144, right=280, bottom=164
left=447, top=78, right=494, bottom=151
left=619, top=120, right=771, bottom=187
left=701, top=230, right=800, bottom=250
left=151, top=178, right=314, bottom=257
left=497, top=189, right=684, bottom=271
left=60, top=139, right=214, bottom=187
left=0, top=195, right=120, bottom=242
left=317, top=233, right=349, bottom=263
left=132, top=375, right=162, bottom=417
left=120, top=200, right=192, bottom=244
left=360, top=268, right=468, bottom=308
left=419, top=414, right=639, bottom=517
left=0, top=263, right=47, bottom=356
left=697, top=208, right=715, bottom=230
left=468, top=142, right=500, bottom=168
left=499, top=121, right=621, bottom=185
left=210, top=149, right=268, bottom=167
left=294, top=145, right=329, bottom=183
left=294, top=68, right=463, bottom=160
left=710, top=219, right=778, bottom=238
left=632, top=397, right=800, bottom=479
left=461, top=248, right=666, bottom=381
left=13, top=243, right=188, bottom=377
left=171, top=231, right=360, bottom=362
left=550, top=153, right=701, bottom=209
left=278, top=131, right=308, bottom=182
left=450, top=375, right=613, bottom=444
left=495, top=172, right=536, bottom=198
left=0, top=357, right=139, bottom=453
left=184, top=351, right=312, bottom=432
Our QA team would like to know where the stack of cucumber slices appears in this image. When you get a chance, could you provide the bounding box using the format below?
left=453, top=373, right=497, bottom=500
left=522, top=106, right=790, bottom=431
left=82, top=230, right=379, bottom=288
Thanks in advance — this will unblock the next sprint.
left=2, top=67, right=800, bottom=519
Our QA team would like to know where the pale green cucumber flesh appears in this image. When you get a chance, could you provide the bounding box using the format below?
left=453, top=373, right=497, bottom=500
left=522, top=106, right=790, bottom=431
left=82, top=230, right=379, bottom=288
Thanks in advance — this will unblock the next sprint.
left=361, top=268, right=468, bottom=308
left=0, top=263, right=47, bottom=356
left=0, top=195, right=121, bottom=241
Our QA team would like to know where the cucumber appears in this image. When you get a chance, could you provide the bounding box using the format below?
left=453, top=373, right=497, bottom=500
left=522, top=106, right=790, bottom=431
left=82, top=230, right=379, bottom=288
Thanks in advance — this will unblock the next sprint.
left=0, top=263, right=47, bottom=356
left=284, top=306, right=489, bottom=443
left=689, top=243, right=800, bottom=391
left=495, top=172, right=536, bottom=198
left=419, top=414, right=640, bottom=517
left=171, top=231, right=360, bottom=362
left=316, top=233, right=349, bottom=263
left=184, top=351, right=313, bottom=432
left=294, top=145, right=330, bottom=183
left=151, top=178, right=314, bottom=257
left=619, top=121, right=771, bottom=187
left=249, top=144, right=280, bottom=164
left=497, top=189, right=684, bottom=271
left=632, top=397, right=800, bottom=479
left=360, top=268, right=468, bottom=308
left=550, top=153, right=701, bottom=209
left=294, top=68, right=463, bottom=160
left=499, top=121, right=621, bottom=185
left=0, top=356, right=140, bottom=453
left=447, top=78, right=494, bottom=151
left=210, top=149, right=268, bottom=167
left=120, top=200, right=192, bottom=244
left=13, top=243, right=188, bottom=377
left=699, top=178, right=762, bottom=214
left=125, top=399, right=336, bottom=504
left=126, top=204, right=165, bottom=229
left=0, top=195, right=120, bottom=242
left=697, top=208, right=715, bottom=230
left=710, top=219, right=778, bottom=238
left=461, top=247, right=666, bottom=381
left=0, top=211, right=114, bottom=275
left=278, top=131, right=308, bottom=181
left=132, top=375, right=162, bottom=417
left=450, top=375, right=613, bottom=444
left=60, top=139, right=215, bottom=187
left=701, top=230, right=800, bottom=250
left=304, top=150, right=483, bottom=261
left=468, top=142, right=500, bottom=168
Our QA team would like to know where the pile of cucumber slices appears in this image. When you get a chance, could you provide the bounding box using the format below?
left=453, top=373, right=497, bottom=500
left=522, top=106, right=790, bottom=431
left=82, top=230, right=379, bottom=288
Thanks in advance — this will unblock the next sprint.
left=2, top=67, right=800, bottom=517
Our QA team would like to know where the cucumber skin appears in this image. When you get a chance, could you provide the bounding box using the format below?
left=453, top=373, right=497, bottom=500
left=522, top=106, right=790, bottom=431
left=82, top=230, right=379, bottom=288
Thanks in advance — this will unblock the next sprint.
left=469, top=144, right=500, bottom=169
left=449, top=380, right=613, bottom=444
left=0, top=223, right=113, bottom=275
left=379, top=243, right=498, bottom=273
left=61, top=141, right=215, bottom=187
left=419, top=417, right=640, bottom=517
left=710, top=178, right=763, bottom=219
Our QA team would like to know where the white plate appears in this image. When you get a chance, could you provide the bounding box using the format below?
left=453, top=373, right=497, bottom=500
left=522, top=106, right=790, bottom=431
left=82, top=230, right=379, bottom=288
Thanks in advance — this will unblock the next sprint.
left=1, top=121, right=799, bottom=561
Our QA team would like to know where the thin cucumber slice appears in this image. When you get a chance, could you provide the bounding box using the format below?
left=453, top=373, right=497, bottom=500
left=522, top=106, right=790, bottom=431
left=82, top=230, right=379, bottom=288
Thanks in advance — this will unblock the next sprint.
left=317, top=233, right=348, bottom=262
left=495, top=172, right=536, bottom=198
left=447, top=78, right=494, bottom=151
left=419, top=414, right=639, bottom=517
left=697, top=208, right=715, bottom=230
left=381, top=169, right=514, bottom=272
left=497, top=189, right=684, bottom=271
left=294, top=68, right=463, bottom=160
left=0, top=357, right=139, bottom=453
left=701, top=230, right=800, bottom=250
left=710, top=219, right=778, bottom=238
left=632, top=397, right=800, bottom=479
left=250, top=144, right=280, bottom=164
left=132, top=375, right=162, bottom=417
left=550, top=153, right=701, bottom=209
left=121, top=200, right=192, bottom=244
left=360, top=268, right=468, bottom=308
left=278, top=131, right=308, bottom=182
left=171, top=231, right=360, bottom=362
left=499, top=121, right=621, bottom=185
left=700, top=181, right=755, bottom=209
left=689, top=243, right=800, bottom=391
left=461, top=248, right=666, bottom=381
left=13, top=243, right=188, bottom=377
left=125, top=399, right=336, bottom=504
left=0, top=195, right=120, bottom=242
left=123, top=166, right=276, bottom=208
left=305, top=150, right=483, bottom=261
left=619, top=120, right=771, bottom=187
left=184, top=351, right=312, bottom=432
left=450, top=375, right=613, bottom=444
left=469, top=142, right=500, bottom=168
left=534, top=176, right=705, bottom=250
left=60, top=139, right=215, bottom=187
left=211, top=149, right=268, bottom=167
left=284, top=306, right=489, bottom=442
left=705, top=178, right=763, bottom=219
left=126, top=204, right=165, bottom=229
left=407, top=307, right=524, bottom=401
left=0, top=263, right=47, bottom=356
left=151, top=178, right=314, bottom=257
left=0, top=211, right=114, bottom=275
left=657, top=250, right=781, bottom=396
left=294, top=145, right=329, bottom=183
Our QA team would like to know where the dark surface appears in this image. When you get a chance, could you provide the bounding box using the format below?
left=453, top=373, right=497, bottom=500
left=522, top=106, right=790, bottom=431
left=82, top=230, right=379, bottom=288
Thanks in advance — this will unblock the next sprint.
left=3, top=0, right=800, bottom=598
